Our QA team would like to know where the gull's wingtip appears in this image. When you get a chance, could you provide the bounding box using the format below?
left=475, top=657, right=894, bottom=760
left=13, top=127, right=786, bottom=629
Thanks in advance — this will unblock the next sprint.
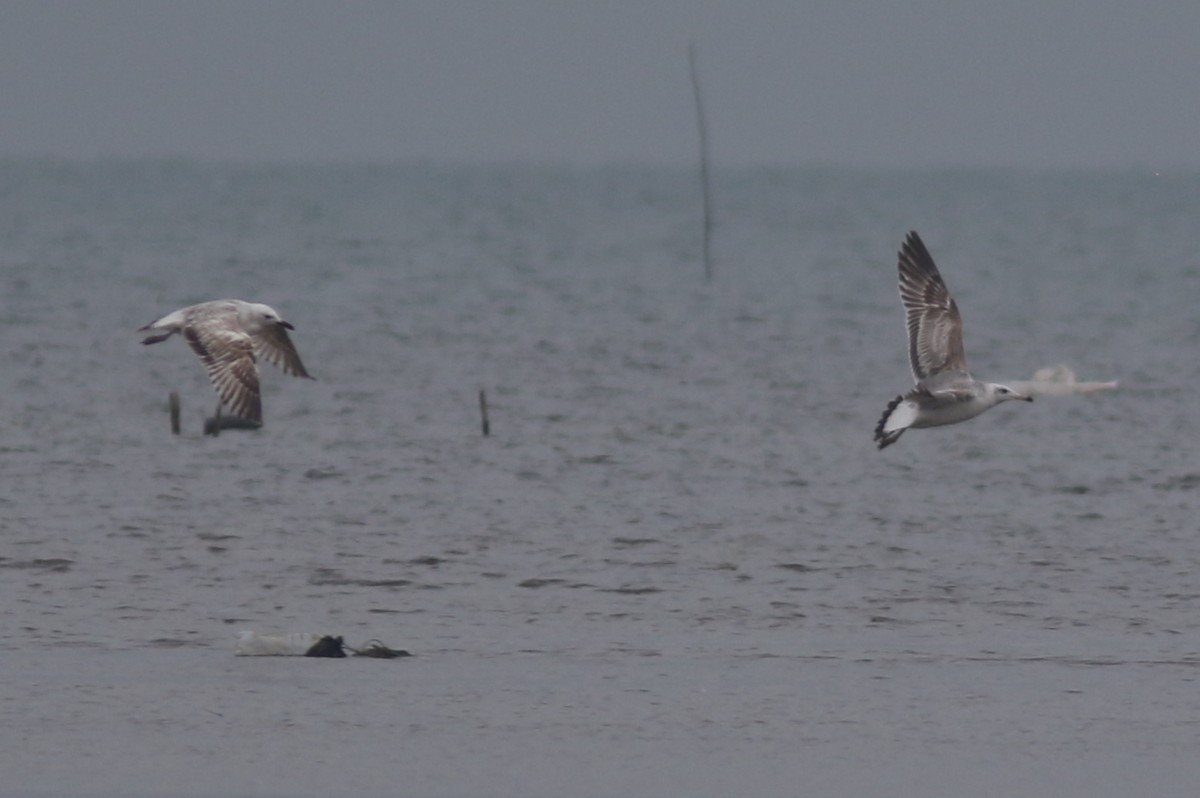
left=900, top=230, right=931, bottom=260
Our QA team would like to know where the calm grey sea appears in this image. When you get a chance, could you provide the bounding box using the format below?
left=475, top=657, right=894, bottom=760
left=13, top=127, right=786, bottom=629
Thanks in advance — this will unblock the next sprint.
left=3, top=160, right=1200, bottom=796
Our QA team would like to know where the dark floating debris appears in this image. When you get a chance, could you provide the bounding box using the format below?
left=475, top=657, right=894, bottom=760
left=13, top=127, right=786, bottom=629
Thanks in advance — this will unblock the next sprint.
left=236, top=630, right=410, bottom=658
left=204, top=415, right=262, bottom=436
left=347, top=639, right=412, bottom=659
left=304, top=635, right=347, bottom=658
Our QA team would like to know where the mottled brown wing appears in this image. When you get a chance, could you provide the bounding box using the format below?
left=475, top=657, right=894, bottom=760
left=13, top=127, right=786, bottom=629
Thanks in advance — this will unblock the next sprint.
left=184, top=324, right=262, bottom=423
left=254, top=323, right=312, bottom=379
left=897, top=231, right=967, bottom=381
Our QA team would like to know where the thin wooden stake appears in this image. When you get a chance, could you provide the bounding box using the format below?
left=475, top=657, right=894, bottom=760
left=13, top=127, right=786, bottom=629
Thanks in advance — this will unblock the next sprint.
left=689, top=40, right=714, bottom=282
left=479, top=389, right=490, bottom=437
left=169, top=391, right=181, bottom=435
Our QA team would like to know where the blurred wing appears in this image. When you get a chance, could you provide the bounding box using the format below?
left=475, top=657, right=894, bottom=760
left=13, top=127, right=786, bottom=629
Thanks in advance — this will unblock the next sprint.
left=184, top=323, right=262, bottom=423
left=923, top=385, right=977, bottom=403
left=254, top=324, right=312, bottom=379
left=898, top=231, right=967, bottom=380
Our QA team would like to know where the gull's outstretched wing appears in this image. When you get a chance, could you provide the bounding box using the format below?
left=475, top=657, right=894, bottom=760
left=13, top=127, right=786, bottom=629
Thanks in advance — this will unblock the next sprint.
left=253, top=323, right=312, bottom=379
left=184, top=316, right=263, bottom=424
left=898, top=231, right=967, bottom=381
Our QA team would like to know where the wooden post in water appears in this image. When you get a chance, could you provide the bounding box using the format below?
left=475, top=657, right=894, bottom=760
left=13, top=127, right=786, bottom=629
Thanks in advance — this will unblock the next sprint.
left=169, top=392, right=181, bottom=435
left=479, top=389, right=490, bottom=437
left=689, top=40, right=714, bottom=282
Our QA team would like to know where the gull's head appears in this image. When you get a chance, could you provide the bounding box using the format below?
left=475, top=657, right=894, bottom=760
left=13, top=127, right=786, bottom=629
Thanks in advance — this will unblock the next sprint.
left=990, top=383, right=1033, bottom=404
left=246, top=302, right=294, bottom=330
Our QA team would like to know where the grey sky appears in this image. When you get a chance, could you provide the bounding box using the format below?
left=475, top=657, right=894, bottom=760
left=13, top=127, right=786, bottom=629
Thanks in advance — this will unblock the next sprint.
left=3, top=1, right=1199, bottom=169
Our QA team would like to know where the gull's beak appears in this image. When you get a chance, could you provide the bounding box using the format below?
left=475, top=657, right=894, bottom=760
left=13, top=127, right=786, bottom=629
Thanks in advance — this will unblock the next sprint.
left=279, top=320, right=295, bottom=330
left=1020, top=394, right=1033, bottom=402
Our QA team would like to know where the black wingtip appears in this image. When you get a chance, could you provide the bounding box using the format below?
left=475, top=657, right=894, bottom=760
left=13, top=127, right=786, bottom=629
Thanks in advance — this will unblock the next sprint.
left=900, top=230, right=931, bottom=264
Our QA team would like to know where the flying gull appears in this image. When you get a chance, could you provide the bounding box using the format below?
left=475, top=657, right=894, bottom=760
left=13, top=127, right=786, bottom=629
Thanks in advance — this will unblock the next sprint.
left=139, top=299, right=313, bottom=426
left=874, top=232, right=1032, bottom=449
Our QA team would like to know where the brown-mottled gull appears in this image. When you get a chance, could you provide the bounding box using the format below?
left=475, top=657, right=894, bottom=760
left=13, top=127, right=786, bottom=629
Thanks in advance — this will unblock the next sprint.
left=139, top=299, right=313, bottom=426
left=874, top=231, right=1032, bottom=450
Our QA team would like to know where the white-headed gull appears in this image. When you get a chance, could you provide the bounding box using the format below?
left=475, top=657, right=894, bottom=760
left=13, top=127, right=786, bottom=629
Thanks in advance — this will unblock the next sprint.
left=875, top=232, right=1032, bottom=450
left=139, top=299, right=313, bottom=426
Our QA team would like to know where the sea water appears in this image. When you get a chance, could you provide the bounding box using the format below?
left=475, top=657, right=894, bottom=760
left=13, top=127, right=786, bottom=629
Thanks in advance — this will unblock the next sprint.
left=2, top=160, right=1200, bottom=796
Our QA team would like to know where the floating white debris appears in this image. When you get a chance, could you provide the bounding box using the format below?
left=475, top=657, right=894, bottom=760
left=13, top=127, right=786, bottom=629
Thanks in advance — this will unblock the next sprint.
left=1002, top=365, right=1118, bottom=398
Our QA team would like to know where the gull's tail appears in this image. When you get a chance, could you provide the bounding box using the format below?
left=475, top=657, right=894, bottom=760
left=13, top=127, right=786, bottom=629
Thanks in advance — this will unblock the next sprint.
left=138, top=308, right=187, bottom=344
left=874, top=395, right=907, bottom=450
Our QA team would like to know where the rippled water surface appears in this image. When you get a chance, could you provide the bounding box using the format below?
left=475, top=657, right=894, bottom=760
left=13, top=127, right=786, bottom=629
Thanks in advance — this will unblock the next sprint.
left=4, top=161, right=1200, bottom=796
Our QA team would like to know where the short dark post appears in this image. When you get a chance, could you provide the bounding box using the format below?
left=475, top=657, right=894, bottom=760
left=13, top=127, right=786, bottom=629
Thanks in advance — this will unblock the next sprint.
left=169, top=392, right=181, bottom=435
left=479, top=389, right=490, bottom=437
